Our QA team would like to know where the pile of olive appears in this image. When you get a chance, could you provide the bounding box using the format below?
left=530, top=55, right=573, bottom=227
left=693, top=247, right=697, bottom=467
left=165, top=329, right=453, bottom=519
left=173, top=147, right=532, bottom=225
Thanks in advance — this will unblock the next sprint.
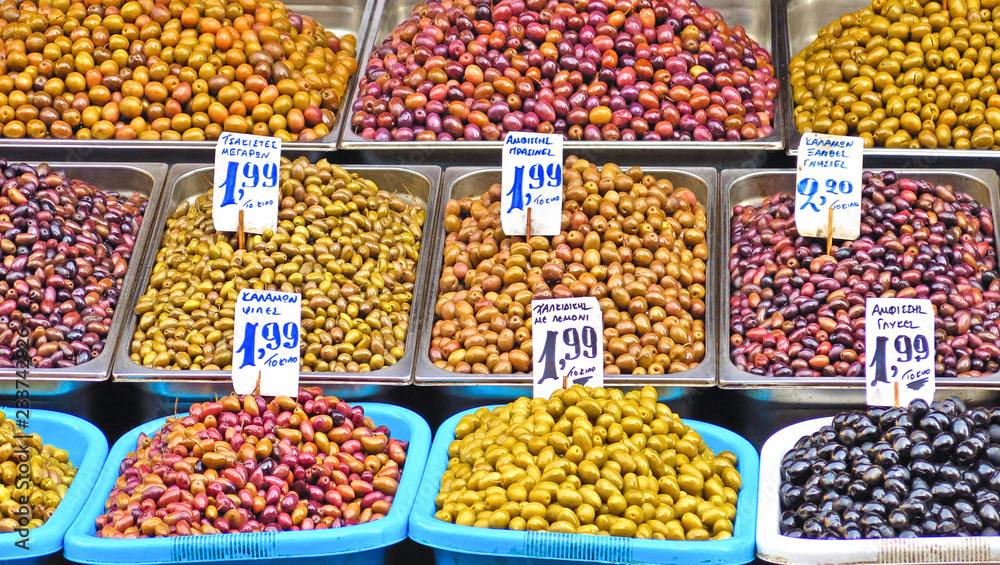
left=791, top=0, right=1000, bottom=149
left=130, top=157, right=425, bottom=372
left=430, top=157, right=709, bottom=376
left=0, top=409, right=77, bottom=532
left=780, top=398, right=1000, bottom=539
left=0, top=0, right=357, bottom=141
left=435, top=386, right=741, bottom=540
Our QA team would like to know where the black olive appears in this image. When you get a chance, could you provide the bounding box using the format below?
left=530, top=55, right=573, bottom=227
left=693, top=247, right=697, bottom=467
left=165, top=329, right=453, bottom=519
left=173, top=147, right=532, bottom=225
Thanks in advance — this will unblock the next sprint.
left=989, top=424, right=1000, bottom=443
left=952, top=417, right=972, bottom=441
left=860, top=513, right=884, bottom=528
left=785, top=529, right=804, bottom=538
left=963, top=471, right=982, bottom=490
left=780, top=483, right=803, bottom=507
left=889, top=508, right=909, bottom=530
left=847, top=480, right=868, bottom=499
left=892, top=435, right=914, bottom=455
left=954, top=480, right=973, bottom=500
left=876, top=449, right=899, bottom=467
left=978, top=491, right=1000, bottom=508
left=921, top=414, right=944, bottom=434
left=937, top=518, right=960, bottom=535
left=908, top=398, right=930, bottom=419
left=784, top=460, right=812, bottom=483
left=910, top=442, right=933, bottom=460
left=910, top=429, right=930, bottom=444
left=938, top=464, right=961, bottom=483
left=838, top=427, right=857, bottom=446
left=956, top=440, right=979, bottom=463
left=932, top=432, right=956, bottom=455
left=984, top=527, right=999, bottom=537
left=833, top=496, right=853, bottom=513
left=885, top=478, right=908, bottom=496
left=857, top=426, right=879, bottom=443
left=861, top=501, right=887, bottom=516
left=954, top=500, right=975, bottom=515
left=970, top=408, right=990, bottom=427
left=920, top=519, right=939, bottom=535
left=862, top=466, right=884, bottom=487
left=931, top=482, right=956, bottom=501
left=910, top=487, right=933, bottom=502
left=981, top=503, right=1000, bottom=528
left=985, top=445, right=1000, bottom=466
left=988, top=470, right=1000, bottom=492
left=882, top=491, right=901, bottom=511
left=899, top=529, right=919, bottom=538
left=844, top=528, right=863, bottom=539
left=899, top=498, right=926, bottom=516
left=803, top=518, right=823, bottom=537
left=885, top=465, right=910, bottom=482
left=910, top=460, right=936, bottom=478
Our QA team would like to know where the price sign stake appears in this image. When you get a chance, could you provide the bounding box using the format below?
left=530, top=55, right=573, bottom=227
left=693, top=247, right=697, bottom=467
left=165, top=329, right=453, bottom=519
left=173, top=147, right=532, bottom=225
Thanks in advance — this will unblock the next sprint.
left=795, top=132, right=863, bottom=242
left=501, top=132, right=563, bottom=237
left=233, top=289, right=300, bottom=397
left=865, top=298, right=936, bottom=407
left=213, top=132, right=282, bottom=238
left=532, top=297, right=603, bottom=400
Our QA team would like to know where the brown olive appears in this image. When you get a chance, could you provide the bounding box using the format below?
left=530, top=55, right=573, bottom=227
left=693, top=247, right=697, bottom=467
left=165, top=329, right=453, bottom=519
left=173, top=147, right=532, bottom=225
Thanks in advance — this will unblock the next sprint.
left=429, top=157, right=708, bottom=376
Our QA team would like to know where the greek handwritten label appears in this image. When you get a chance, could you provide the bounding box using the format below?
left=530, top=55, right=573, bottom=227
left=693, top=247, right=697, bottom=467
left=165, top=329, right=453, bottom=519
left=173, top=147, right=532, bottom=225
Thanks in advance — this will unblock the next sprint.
left=233, top=289, right=300, bottom=397
left=532, top=297, right=603, bottom=400
left=213, top=132, right=282, bottom=234
left=501, top=132, right=563, bottom=236
left=865, top=298, right=936, bottom=407
left=795, top=132, right=864, bottom=240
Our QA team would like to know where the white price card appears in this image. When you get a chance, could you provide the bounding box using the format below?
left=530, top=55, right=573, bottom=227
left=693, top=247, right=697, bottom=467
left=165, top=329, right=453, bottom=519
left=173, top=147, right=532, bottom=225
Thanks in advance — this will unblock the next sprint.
left=213, top=132, right=282, bottom=234
left=795, top=132, right=864, bottom=240
left=501, top=132, right=563, bottom=237
left=233, top=289, right=301, bottom=397
left=531, top=297, right=604, bottom=400
left=865, top=298, right=936, bottom=407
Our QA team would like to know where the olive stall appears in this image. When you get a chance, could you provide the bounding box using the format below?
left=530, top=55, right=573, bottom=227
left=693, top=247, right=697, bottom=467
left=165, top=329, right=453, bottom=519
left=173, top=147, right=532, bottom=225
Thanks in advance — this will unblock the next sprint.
left=6, top=0, right=1000, bottom=564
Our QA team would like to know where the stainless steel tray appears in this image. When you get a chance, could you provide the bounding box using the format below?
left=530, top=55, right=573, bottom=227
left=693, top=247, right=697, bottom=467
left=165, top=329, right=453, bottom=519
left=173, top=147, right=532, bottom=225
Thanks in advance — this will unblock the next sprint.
left=340, top=0, right=783, bottom=155
left=414, top=166, right=719, bottom=388
left=111, top=162, right=443, bottom=388
left=718, top=168, right=1000, bottom=392
left=781, top=0, right=1000, bottom=159
left=0, top=162, right=168, bottom=387
left=0, top=0, right=376, bottom=156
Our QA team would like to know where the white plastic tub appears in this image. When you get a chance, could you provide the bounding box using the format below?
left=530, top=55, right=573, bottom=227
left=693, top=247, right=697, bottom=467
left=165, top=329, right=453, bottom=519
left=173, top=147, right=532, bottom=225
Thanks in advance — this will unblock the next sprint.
left=758, top=417, right=1000, bottom=564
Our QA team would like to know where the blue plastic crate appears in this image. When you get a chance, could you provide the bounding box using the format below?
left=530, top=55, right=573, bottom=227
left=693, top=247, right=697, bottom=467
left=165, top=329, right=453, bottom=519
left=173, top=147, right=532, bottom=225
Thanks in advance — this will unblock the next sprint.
left=409, top=405, right=760, bottom=565
left=0, top=406, right=109, bottom=565
left=62, top=402, right=431, bottom=565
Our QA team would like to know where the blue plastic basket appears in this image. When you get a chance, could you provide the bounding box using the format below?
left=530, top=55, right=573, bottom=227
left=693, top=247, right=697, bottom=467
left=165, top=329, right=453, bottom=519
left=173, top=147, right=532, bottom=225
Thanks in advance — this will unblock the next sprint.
left=409, top=405, right=760, bottom=565
left=0, top=407, right=109, bottom=565
left=62, top=403, right=431, bottom=565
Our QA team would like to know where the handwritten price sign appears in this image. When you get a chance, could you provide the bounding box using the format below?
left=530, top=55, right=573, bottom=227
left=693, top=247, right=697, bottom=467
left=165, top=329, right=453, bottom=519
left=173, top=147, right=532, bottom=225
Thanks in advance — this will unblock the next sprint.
left=213, top=132, right=281, bottom=234
left=501, top=132, right=563, bottom=236
left=232, top=289, right=300, bottom=396
left=865, top=298, right=936, bottom=407
left=532, top=297, right=603, bottom=399
left=795, top=132, right=863, bottom=240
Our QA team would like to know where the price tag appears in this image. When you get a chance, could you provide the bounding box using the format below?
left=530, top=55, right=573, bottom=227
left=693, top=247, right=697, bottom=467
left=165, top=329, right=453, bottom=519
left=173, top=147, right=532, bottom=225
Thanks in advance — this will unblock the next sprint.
left=232, top=289, right=300, bottom=397
left=501, top=132, right=563, bottom=237
left=795, top=132, right=864, bottom=240
left=213, top=132, right=282, bottom=234
left=531, top=297, right=604, bottom=400
left=865, top=298, right=936, bottom=407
